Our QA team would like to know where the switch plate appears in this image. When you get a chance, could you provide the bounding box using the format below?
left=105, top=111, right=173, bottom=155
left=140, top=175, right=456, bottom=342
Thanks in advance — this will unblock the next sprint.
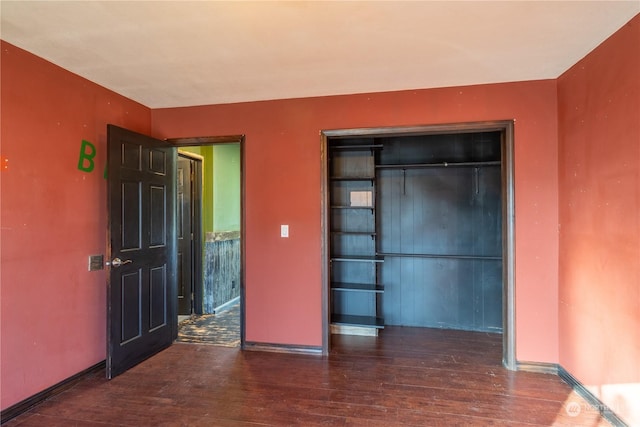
left=88, top=255, right=104, bottom=271
left=281, top=224, right=289, bottom=238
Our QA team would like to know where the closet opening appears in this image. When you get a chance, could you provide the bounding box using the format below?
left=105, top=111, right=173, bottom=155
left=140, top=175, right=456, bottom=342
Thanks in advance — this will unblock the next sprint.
left=321, top=121, right=515, bottom=369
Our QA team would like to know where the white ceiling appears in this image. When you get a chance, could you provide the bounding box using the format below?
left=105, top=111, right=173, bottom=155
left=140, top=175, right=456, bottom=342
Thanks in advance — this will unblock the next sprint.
left=1, top=1, right=638, bottom=109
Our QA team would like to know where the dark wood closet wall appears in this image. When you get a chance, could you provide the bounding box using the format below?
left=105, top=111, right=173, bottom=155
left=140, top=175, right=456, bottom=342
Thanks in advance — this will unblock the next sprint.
left=377, top=133, right=502, bottom=332
left=329, top=131, right=503, bottom=334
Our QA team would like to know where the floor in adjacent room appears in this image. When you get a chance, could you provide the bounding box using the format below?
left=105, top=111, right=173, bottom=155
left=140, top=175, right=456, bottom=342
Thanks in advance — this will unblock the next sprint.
left=176, top=301, right=240, bottom=347
left=3, top=327, right=609, bottom=426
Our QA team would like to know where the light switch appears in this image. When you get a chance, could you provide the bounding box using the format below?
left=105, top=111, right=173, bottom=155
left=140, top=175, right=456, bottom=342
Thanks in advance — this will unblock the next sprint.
left=281, top=224, right=289, bottom=238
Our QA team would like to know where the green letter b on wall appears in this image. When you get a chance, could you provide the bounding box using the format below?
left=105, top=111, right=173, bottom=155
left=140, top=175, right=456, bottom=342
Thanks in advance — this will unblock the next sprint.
left=78, top=140, right=96, bottom=172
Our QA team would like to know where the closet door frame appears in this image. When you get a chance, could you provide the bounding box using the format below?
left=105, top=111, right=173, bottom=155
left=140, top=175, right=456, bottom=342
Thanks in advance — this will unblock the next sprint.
left=320, top=120, right=516, bottom=370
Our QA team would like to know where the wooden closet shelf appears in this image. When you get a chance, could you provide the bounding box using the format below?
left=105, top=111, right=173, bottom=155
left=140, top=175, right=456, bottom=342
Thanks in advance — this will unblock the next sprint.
left=331, top=144, right=384, bottom=150
left=331, top=255, right=384, bottom=263
left=331, top=231, right=376, bottom=236
left=330, top=176, right=375, bottom=181
left=331, top=314, right=385, bottom=329
left=331, top=282, right=384, bottom=293
left=331, top=205, right=375, bottom=210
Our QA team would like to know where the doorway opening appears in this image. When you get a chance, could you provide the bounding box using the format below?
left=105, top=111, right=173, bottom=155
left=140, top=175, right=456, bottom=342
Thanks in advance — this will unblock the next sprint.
left=321, top=121, right=515, bottom=369
left=171, top=138, right=244, bottom=348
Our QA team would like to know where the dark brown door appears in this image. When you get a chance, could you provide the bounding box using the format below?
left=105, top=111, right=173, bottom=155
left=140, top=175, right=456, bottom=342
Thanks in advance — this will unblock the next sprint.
left=107, top=125, right=177, bottom=379
left=177, top=155, right=193, bottom=315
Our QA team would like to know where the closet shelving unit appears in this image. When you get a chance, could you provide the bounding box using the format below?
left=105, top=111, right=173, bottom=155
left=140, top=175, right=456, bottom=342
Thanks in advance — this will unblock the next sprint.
left=329, top=143, right=385, bottom=332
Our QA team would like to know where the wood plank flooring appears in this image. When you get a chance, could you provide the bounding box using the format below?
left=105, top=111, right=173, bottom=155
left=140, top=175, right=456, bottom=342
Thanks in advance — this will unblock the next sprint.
left=4, top=327, right=610, bottom=426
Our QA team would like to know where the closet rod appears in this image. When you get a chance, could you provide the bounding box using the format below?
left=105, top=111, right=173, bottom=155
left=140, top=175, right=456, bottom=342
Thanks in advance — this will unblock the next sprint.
left=378, top=252, right=502, bottom=260
left=376, top=161, right=500, bottom=169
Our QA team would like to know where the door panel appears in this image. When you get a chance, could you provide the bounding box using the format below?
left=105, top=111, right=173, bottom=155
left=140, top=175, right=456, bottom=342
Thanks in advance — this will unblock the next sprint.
left=107, top=125, right=177, bottom=379
left=121, top=270, right=142, bottom=343
left=121, top=182, right=141, bottom=250
left=149, top=265, right=167, bottom=331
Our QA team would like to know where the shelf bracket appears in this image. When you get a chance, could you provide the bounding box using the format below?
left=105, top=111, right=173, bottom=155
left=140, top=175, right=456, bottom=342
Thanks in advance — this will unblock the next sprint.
left=402, top=168, right=406, bottom=195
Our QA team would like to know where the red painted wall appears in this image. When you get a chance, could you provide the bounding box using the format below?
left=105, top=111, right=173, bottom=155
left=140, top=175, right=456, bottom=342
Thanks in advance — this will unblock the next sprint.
left=151, top=80, right=560, bottom=362
left=0, top=41, right=151, bottom=409
left=558, top=15, right=640, bottom=425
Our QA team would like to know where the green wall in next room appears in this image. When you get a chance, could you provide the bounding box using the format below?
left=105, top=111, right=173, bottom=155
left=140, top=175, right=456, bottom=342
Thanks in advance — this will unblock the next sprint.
left=212, top=143, right=240, bottom=232
left=180, top=144, right=240, bottom=233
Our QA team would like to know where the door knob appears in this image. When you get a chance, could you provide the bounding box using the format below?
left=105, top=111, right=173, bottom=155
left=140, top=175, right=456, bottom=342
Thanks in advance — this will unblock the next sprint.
left=107, top=257, right=132, bottom=268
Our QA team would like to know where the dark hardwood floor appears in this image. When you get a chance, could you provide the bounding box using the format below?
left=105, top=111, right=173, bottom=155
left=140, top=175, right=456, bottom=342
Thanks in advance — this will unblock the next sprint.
left=4, top=327, right=609, bottom=426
